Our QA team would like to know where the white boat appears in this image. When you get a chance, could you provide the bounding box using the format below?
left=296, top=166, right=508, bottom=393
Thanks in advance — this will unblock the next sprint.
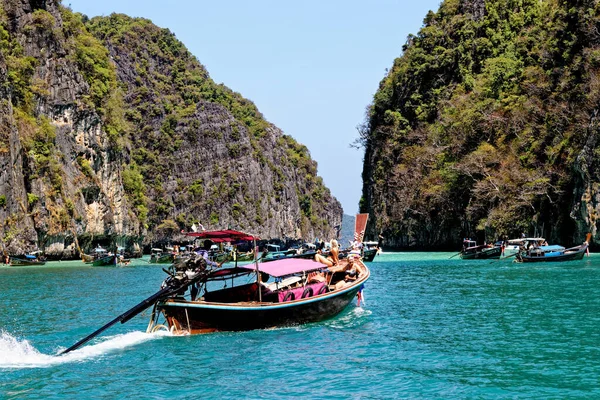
left=499, top=238, right=546, bottom=258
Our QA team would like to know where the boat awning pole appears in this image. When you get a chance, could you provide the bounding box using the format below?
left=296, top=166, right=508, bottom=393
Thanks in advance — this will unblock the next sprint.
left=254, top=238, right=261, bottom=302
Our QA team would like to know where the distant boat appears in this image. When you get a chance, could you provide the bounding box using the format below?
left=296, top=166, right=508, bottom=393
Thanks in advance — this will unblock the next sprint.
left=257, top=244, right=300, bottom=262
left=497, top=237, right=546, bottom=258
left=338, top=213, right=379, bottom=262
left=149, top=248, right=175, bottom=264
left=516, top=235, right=590, bottom=262
left=86, top=246, right=118, bottom=267
left=460, top=240, right=502, bottom=259
left=361, top=242, right=379, bottom=262
left=10, top=252, right=46, bottom=266
left=92, top=254, right=118, bottom=267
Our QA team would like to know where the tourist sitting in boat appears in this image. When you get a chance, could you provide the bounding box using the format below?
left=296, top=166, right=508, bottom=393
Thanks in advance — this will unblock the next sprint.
left=307, top=270, right=327, bottom=283
left=314, top=239, right=339, bottom=267
left=332, top=255, right=364, bottom=290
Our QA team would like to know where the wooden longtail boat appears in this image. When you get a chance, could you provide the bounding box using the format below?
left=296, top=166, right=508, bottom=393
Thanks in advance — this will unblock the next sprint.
left=460, top=240, right=502, bottom=259
left=516, top=235, right=590, bottom=262
left=349, top=214, right=379, bottom=262
left=149, top=248, right=175, bottom=264
left=59, top=229, right=369, bottom=354
left=85, top=246, right=118, bottom=267
left=361, top=243, right=378, bottom=262
left=261, top=249, right=317, bottom=263
left=10, top=254, right=46, bottom=266
left=146, top=230, right=369, bottom=334
left=92, top=254, right=118, bottom=267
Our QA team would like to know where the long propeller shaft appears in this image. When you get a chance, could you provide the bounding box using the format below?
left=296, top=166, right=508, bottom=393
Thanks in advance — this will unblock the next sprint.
left=59, top=267, right=207, bottom=355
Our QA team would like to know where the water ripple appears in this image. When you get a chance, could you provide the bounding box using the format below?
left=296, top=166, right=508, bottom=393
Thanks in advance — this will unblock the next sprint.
left=1, top=254, right=600, bottom=398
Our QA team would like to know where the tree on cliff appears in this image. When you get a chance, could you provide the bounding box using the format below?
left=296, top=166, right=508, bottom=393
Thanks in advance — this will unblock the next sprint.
left=361, top=0, right=600, bottom=248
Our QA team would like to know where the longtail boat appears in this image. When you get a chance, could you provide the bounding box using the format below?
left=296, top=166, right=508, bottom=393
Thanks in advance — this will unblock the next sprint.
left=59, top=229, right=369, bottom=354
left=85, top=246, right=118, bottom=267
left=350, top=214, right=379, bottom=262
left=92, top=254, right=118, bottom=267
left=361, top=242, right=379, bottom=262
left=460, top=240, right=502, bottom=259
left=149, top=248, right=175, bottom=264
left=148, top=263, right=368, bottom=334
left=515, top=234, right=591, bottom=262
left=10, top=253, right=46, bottom=266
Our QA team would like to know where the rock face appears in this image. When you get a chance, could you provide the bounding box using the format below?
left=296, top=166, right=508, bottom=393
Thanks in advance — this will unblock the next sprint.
left=0, top=0, right=342, bottom=256
left=361, top=0, right=600, bottom=250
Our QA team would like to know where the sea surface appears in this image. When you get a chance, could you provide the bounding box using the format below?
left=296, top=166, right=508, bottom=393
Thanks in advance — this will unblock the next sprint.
left=1, top=252, right=600, bottom=399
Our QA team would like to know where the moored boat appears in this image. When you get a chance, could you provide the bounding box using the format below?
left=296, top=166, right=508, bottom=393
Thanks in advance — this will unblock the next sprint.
left=515, top=235, right=590, bottom=262
left=149, top=248, right=175, bottom=264
left=460, top=239, right=502, bottom=259
left=92, top=254, right=118, bottom=266
left=361, top=242, right=379, bottom=262
left=86, top=246, right=118, bottom=267
left=10, top=253, right=46, bottom=266
left=498, top=237, right=546, bottom=258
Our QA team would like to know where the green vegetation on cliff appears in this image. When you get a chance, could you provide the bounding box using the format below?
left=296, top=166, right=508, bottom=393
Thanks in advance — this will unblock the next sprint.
left=0, top=0, right=341, bottom=255
left=83, top=13, right=338, bottom=238
left=362, top=0, right=600, bottom=247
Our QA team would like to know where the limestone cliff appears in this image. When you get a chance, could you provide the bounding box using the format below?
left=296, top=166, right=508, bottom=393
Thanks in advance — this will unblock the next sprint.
left=361, top=0, right=600, bottom=249
left=0, top=0, right=342, bottom=256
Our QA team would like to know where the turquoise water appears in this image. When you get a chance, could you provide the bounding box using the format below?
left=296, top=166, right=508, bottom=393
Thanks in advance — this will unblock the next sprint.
left=2, top=253, right=600, bottom=399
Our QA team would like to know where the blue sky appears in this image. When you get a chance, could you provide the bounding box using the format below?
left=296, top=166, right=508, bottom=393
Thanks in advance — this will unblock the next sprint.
left=67, top=0, right=442, bottom=215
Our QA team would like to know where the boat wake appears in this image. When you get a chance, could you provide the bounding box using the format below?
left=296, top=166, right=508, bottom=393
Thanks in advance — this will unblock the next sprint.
left=0, top=329, right=170, bottom=369
left=326, top=306, right=372, bottom=329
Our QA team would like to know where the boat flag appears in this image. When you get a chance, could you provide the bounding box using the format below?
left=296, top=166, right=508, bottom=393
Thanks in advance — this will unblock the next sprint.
left=357, top=283, right=365, bottom=306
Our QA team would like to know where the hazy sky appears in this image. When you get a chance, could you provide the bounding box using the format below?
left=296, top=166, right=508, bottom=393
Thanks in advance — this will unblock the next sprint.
left=66, top=0, right=441, bottom=215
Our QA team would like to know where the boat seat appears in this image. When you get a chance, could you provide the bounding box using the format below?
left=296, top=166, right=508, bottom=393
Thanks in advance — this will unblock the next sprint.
left=263, top=276, right=301, bottom=291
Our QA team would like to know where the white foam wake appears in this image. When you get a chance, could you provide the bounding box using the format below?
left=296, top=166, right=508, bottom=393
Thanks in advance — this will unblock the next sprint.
left=0, top=330, right=169, bottom=369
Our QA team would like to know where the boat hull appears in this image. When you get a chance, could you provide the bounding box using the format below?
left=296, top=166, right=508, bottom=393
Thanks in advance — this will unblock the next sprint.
left=261, top=250, right=317, bottom=263
left=149, top=254, right=174, bottom=264
left=460, top=246, right=502, bottom=260
left=157, top=277, right=367, bottom=333
left=235, top=253, right=255, bottom=262
left=92, top=255, right=118, bottom=267
left=9, top=257, right=46, bottom=266
left=362, top=248, right=377, bottom=262
left=518, top=247, right=587, bottom=262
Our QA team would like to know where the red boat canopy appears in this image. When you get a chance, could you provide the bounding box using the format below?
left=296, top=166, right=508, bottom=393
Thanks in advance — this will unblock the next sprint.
left=184, top=229, right=257, bottom=243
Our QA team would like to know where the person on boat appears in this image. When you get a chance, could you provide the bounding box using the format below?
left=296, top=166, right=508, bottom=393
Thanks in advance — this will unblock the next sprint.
left=307, top=270, right=327, bottom=283
left=377, top=234, right=384, bottom=254
left=195, top=240, right=223, bottom=268
left=333, top=255, right=364, bottom=290
left=314, top=239, right=339, bottom=267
